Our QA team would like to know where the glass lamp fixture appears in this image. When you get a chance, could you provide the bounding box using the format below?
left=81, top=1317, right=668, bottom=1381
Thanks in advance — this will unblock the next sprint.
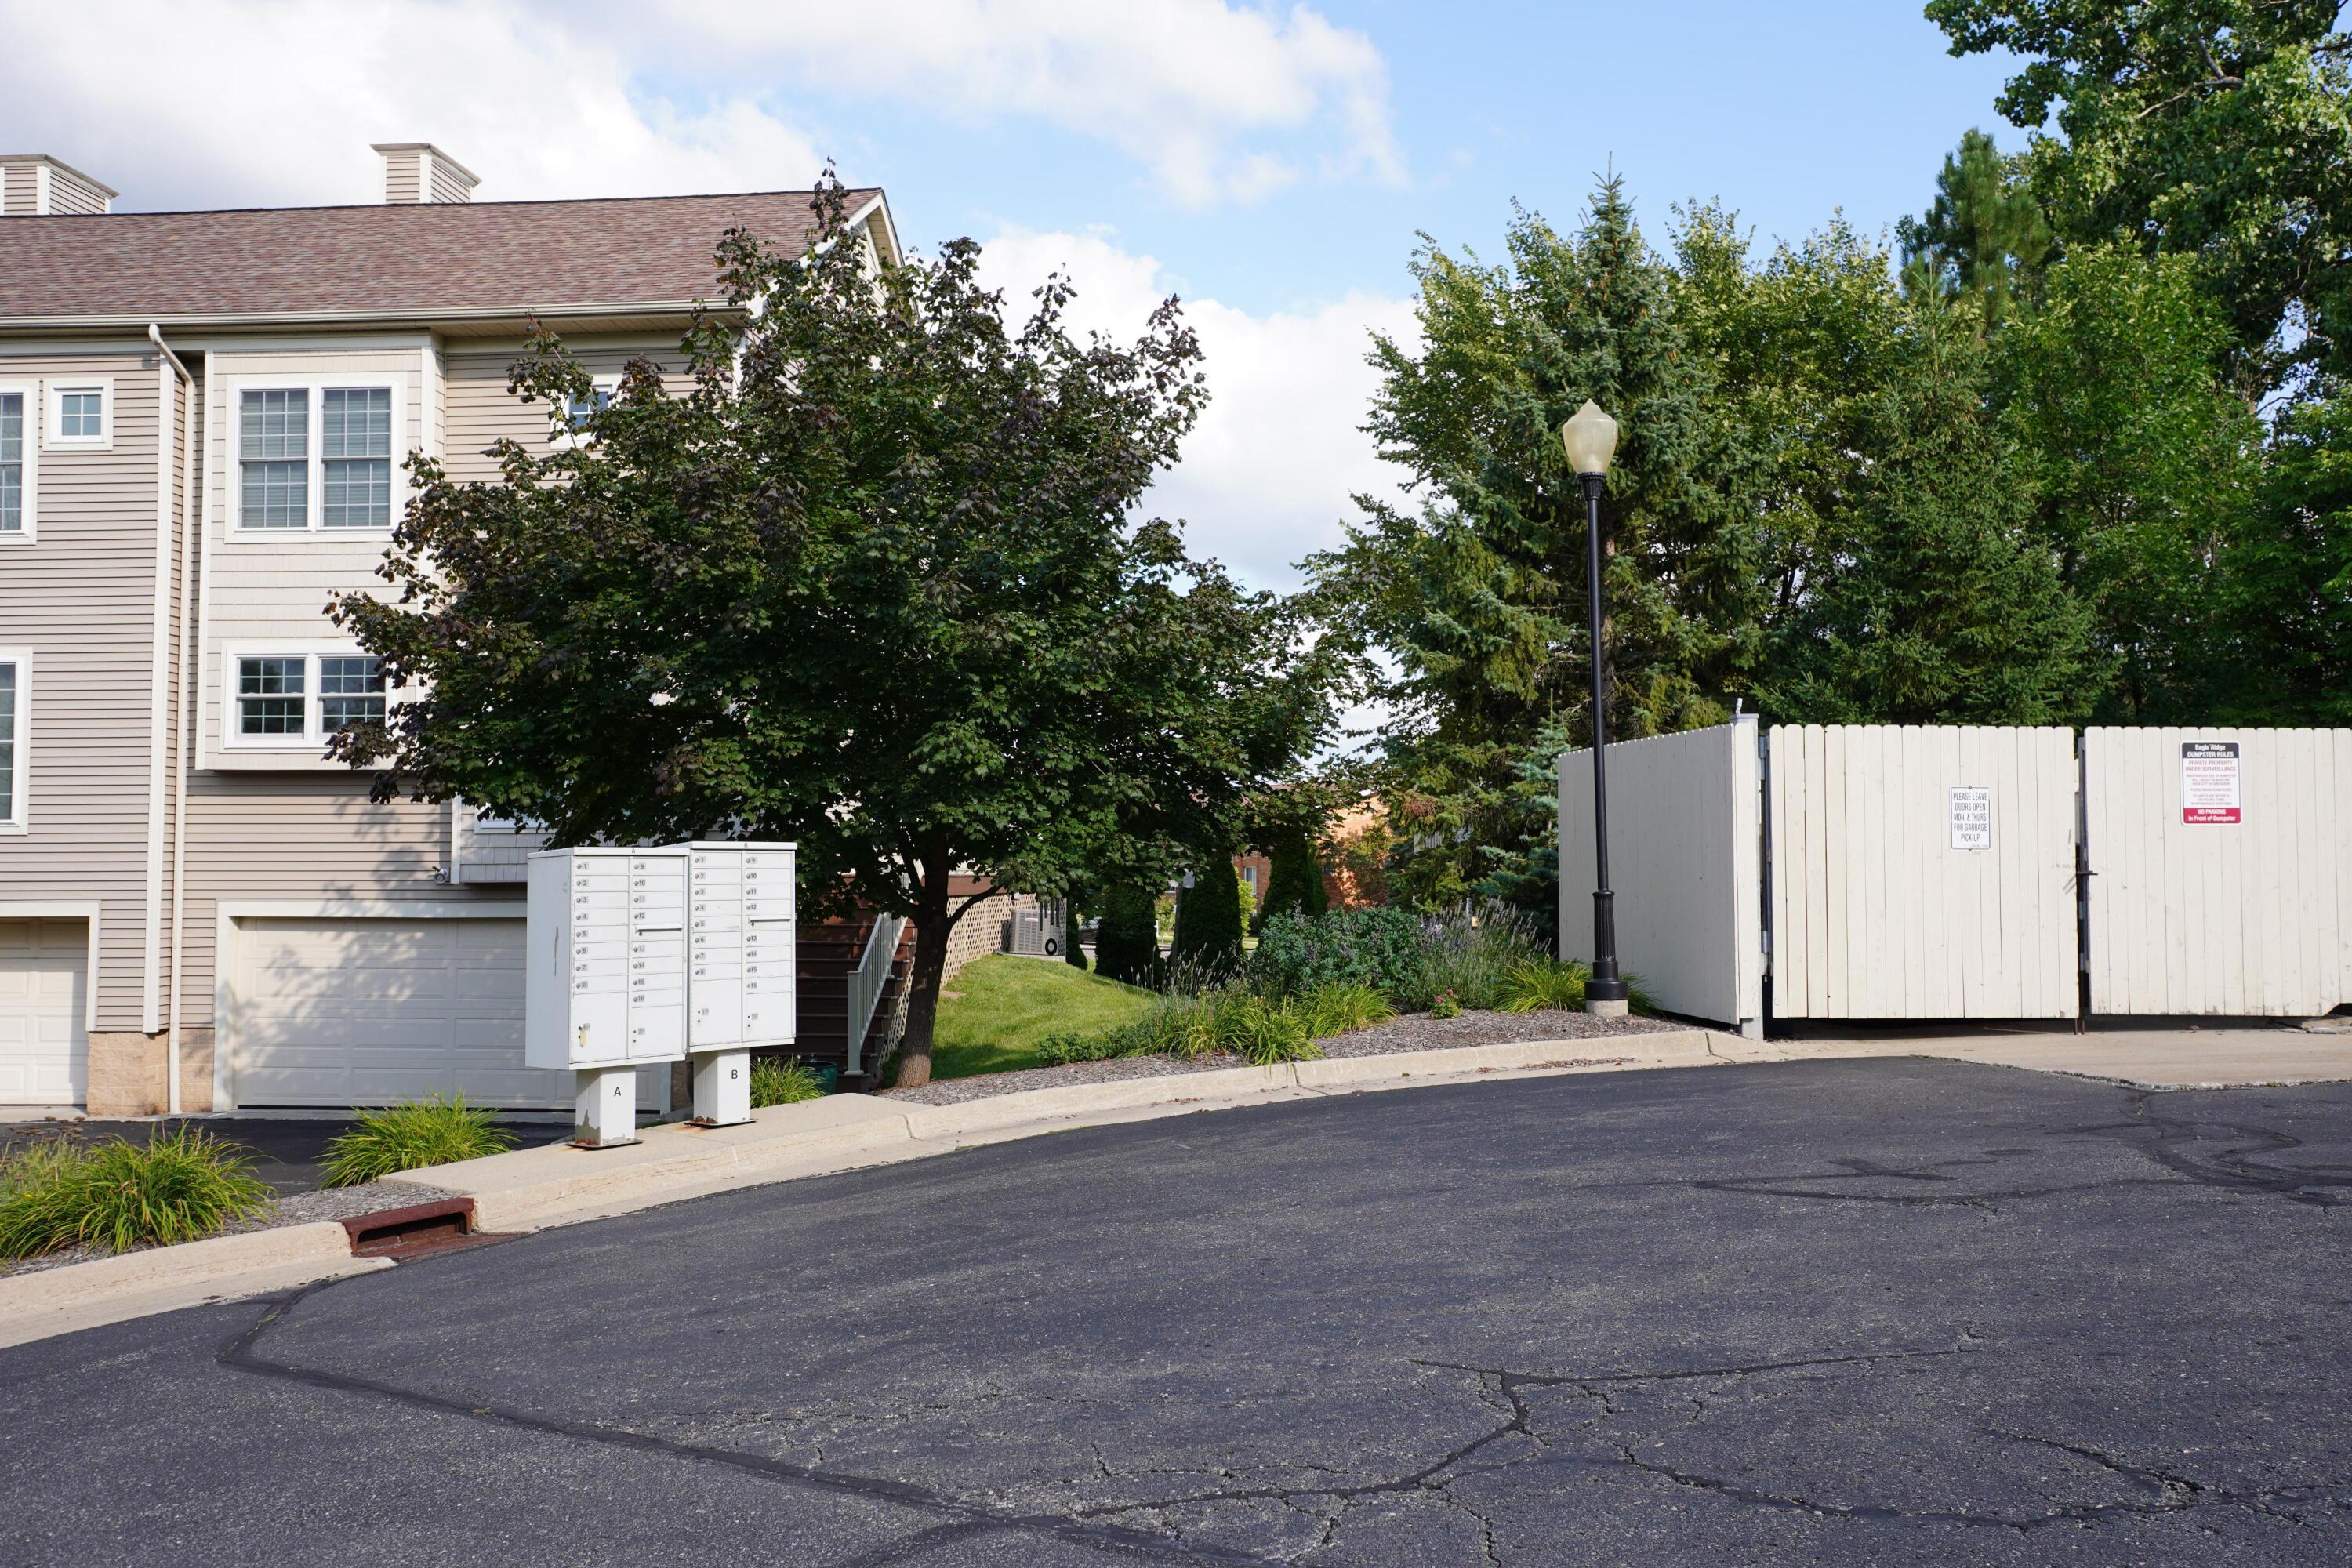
left=1561, top=400, right=1619, bottom=477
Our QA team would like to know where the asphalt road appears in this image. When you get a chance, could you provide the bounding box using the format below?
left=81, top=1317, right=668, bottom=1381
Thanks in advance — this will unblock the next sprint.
left=4, top=1058, right=2349, bottom=1566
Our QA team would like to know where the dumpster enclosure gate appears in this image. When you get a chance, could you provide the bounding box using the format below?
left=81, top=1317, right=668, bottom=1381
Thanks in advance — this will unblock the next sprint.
left=1559, top=721, right=2352, bottom=1032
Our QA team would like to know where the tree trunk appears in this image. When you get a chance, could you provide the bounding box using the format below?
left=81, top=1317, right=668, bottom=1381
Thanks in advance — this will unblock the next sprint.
left=891, top=867, right=956, bottom=1091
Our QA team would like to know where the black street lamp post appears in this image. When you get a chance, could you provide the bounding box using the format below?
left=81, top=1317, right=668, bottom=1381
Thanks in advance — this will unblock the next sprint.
left=1563, top=401, right=1628, bottom=1015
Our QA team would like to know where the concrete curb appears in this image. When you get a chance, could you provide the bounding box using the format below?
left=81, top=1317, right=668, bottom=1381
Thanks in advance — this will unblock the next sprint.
left=0, top=1221, right=392, bottom=1352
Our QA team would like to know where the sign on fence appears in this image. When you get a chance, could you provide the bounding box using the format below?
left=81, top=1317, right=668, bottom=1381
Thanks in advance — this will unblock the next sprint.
left=1949, top=786, right=1991, bottom=851
left=2180, top=741, right=2241, bottom=825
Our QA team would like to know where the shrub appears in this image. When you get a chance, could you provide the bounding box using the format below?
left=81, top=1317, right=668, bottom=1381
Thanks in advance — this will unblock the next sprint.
left=1093, top=883, right=1162, bottom=988
left=1254, top=827, right=1329, bottom=932
left=322, top=1095, right=518, bottom=1187
left=750, top=1057, right=827, bottom=1107
left=1498, top=960, right=1588, bottom=1013
left=1063, top=899, right=1089, bottom=970
left=1298, top=982, right=1396, bottom=1039
left=1248, top=908, right=1428, bottom=999
left=1430, top=990, right=1463, bottom=1020
left=1417, top=902, right=1550, bottom=1011
left=0, top=1128, right=274, bottom=1258
left=1170, top=856, right=1245, bottom=980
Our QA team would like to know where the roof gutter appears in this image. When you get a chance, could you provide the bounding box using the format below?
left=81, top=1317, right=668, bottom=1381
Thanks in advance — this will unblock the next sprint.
left=148, top=323, right=196, bottom=1114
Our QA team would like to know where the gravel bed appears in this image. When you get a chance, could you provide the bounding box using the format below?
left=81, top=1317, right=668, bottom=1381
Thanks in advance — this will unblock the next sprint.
left=884, top=1008, right=1678, bottom=1108
left=0, top=1179, right=459, bottom=1279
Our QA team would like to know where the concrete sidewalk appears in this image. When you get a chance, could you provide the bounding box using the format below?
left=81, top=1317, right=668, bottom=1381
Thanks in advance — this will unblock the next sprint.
left=1771, top=1025, right=2352, bottom=1090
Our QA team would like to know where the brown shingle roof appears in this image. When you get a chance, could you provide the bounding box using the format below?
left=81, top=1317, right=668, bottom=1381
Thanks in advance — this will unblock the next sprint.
left=0, top=188, right=884, bottom=324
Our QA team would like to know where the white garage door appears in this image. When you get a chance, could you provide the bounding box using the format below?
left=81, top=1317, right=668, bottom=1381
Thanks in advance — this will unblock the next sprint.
left=0, top=919, right=88, bottom=1105
left=227, top=916, right=570, bottom=1109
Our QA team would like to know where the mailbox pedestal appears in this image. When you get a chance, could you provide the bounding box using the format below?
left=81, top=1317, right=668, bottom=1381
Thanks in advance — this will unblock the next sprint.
left=691, top=1047, right=752, bottom=1127
left=575, top=1065, right=639, bottom=1148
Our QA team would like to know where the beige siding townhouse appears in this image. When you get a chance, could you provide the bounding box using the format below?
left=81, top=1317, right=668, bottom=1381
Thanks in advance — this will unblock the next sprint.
left=0, top=147, right=898, bottom=1115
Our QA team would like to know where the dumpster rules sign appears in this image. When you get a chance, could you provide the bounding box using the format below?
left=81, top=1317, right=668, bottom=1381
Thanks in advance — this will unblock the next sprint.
left=2181, top=742, right=2241, bottom=824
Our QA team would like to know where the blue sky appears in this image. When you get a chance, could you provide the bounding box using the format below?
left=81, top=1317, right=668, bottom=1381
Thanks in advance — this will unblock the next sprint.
left=4, top=2, right=2027, bottom=589
left=821, top=2, right=2021, bottom=318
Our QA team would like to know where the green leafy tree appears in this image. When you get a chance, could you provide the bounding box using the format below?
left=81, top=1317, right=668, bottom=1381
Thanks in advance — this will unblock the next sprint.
left=1170, top=856, right=1244, bottom=978
left=1928, top=0, right=2352, bottom=396
left=1896, top=128, right=2056, bottom=326
left=1092, top=884, right=1162, bottom=988
left=1758, top=312, right=2102, bottom=723
left=1992, top=245, right=2263, bottom=717
left=2216, top=391, right=2352, bottom=722
left=330, top=176, right=1324, bottom=1088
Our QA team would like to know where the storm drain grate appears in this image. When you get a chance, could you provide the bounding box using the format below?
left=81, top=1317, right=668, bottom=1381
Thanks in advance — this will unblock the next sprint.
left=339, top=1197, right=517, bottom=1261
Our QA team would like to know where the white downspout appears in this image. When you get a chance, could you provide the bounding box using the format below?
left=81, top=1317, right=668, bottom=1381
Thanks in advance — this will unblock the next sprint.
left=151, top=324, right=194, bottom=1114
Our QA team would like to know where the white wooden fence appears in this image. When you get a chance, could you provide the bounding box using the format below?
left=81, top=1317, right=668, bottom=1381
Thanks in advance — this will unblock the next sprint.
left=2084, top=727, right=2352, bottom=1017
left=1767, top=724, right=2081, bottom=1021
left=1559, top=717, right=1764, bottom=1035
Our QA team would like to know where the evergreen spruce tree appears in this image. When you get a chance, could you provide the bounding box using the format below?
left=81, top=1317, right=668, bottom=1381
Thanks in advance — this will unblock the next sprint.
left=1256, top=829, right=1329, bottom=930
left=1305, top=176, right=1750, bottom=910
left=1169, top=858, right=1244, bottom=978
left=1093, top=884, right=1161, bottom=988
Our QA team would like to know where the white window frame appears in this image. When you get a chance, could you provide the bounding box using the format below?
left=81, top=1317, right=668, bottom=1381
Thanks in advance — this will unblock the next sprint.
left=221, top=644, right=396, bottom=753
left=225, top=372, right=407, bottom=537
left=552, top=372, right=623, bottom=450
left=45, top=377, right=113, bottom=452
left=0, top=649, right=30, bottom=833
left=0, top=382, right=34, bottom=545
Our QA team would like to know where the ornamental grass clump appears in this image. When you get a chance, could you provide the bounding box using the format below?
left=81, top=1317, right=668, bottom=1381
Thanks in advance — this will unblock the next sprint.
left=1497, top=960, right=1588, bottom=1013
left=750, top=1057, right=827, bottom=1107
left=0, top=1128, right=274, bottom=1258
left=1298, top=982, right=1396, bottom=1040
left=1214, top=994, right=1322, bottom=1065
left=1416, top=902, right=1549, bottom=1011
left=321, top=1095, right=517, bottom=1188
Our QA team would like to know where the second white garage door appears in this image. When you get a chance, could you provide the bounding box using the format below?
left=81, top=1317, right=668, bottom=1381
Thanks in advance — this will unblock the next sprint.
left=226, top=915, right=569, bottom=1109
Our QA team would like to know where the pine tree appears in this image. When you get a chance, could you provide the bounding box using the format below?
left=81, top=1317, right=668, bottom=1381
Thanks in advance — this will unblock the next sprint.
left=1896, top=129, right=2053, bottom=326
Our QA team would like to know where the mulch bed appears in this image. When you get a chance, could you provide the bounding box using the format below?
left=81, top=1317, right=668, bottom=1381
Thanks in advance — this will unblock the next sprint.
left=0, top=1179, right=456, bottom=1279
left=884, top=1008, right=1679, bottom=1108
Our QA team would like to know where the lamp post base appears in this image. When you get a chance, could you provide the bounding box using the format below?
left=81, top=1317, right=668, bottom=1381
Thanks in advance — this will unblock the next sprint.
left=1584, top=996, right=1629, bottom=1018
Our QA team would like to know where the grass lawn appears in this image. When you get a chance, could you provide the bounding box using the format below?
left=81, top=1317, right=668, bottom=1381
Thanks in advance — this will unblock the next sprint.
left=924, top=954, right=1157, bottom=1080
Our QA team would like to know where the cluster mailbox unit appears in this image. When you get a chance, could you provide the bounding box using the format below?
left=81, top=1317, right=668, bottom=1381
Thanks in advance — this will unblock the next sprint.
left=525, top=840, right=797, bottom=1146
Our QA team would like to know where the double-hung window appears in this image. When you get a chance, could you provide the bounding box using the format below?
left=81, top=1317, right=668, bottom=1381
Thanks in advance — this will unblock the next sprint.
left=0, top=390, right=27, bottom=539
left=230, top=651, right=387, bottom=750
left=318, top=655, right=387, bottom=731
left=234, top=379, right=401, bottom=532
left=239, top=390, right=310, bottom=528
left=0, top=652, right=28, bottom=831
left=321, top=388, right=393, bottom=526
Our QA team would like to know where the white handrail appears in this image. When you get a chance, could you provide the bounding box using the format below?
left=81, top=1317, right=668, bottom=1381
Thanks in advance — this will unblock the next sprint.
left=845, top=913, right=906, bottom=1076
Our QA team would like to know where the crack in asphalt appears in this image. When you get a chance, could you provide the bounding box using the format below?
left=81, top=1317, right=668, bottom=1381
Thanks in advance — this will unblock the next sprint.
left=217, top=1280, right=1293, bottom=1567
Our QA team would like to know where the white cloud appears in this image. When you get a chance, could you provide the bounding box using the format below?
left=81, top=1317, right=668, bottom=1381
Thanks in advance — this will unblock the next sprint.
left=974, top=227, right=1417, bottom=591
left=648, top=0, right=1403, bottom=208
left=0, top=0, right=822, bottom=210
left=0, top=0, right=1396, bottom=212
